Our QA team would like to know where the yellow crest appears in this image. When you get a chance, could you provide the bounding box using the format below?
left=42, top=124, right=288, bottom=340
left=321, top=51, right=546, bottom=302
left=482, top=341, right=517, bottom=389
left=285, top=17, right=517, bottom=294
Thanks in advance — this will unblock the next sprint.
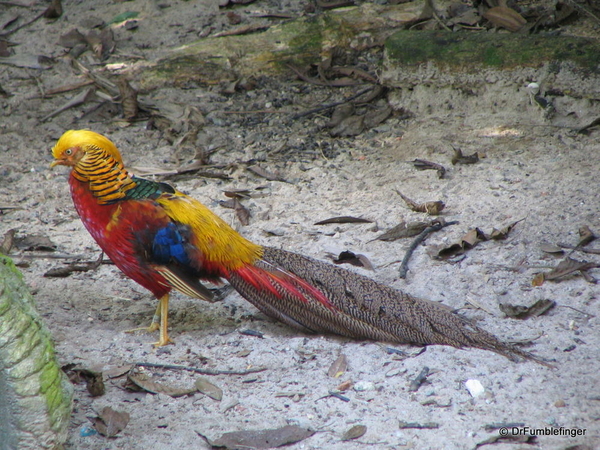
left=52, top=130, right=124, bottom=165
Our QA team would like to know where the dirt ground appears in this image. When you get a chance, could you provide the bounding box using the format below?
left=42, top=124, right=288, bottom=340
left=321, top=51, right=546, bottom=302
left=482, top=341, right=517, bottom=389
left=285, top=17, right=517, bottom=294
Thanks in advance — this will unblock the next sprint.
left=1, top=0, right=599, bottom=449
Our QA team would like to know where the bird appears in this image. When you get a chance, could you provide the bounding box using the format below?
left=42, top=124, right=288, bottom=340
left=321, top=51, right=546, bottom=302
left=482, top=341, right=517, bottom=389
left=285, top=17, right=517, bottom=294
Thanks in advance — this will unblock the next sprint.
left=51, top=129, right=550, bottom=365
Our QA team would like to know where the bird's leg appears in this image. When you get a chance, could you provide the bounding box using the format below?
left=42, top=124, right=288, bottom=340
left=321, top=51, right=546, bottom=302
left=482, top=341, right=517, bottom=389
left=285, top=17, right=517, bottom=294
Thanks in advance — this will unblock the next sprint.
left=125, top=300, right=162, bottom=335
left=153, top=293, right=174, bottom=347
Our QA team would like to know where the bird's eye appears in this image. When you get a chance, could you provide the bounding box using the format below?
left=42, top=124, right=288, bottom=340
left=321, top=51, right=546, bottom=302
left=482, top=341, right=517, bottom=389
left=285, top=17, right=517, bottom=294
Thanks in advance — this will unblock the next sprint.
left=65, top=149, right=72, bottom=155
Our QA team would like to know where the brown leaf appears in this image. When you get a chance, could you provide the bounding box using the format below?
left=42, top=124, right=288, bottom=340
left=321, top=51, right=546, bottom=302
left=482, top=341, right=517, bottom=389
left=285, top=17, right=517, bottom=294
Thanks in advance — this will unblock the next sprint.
left=483, top=6, right=527, bottom=32
left=205, top=425, right=315, bottom=449
left=314, top=216, right=373, bottom=225
left=327, top=354, right=348, bottom=378
left=451, top=147, right=479, bottom=165
left=223, top=189, right=252, bottom=199
left=44, top=252, right=103, bottom=278
left=336, top=380, right=353, bottom=391
left=0, top=229, right=15, bottom=254
left=539, top=243, right=564, bottom=254
left=233, top=198, right=250, bottom=226
left=412, top=159, right=446, bottom=179
left=398, top=421, right=439, bottom=429
left=395, top=190, right=444, bottom=215
left=92, top=406, right=130, bottom=437
left=333, top=251, right=374, bottom=270
left=66, top=367, right=105, bottom=397
left=374, top=221, right=429, bottom=241
left=341, top=424, right=367, bottom=441
left=43, top=0, right=63, bottom=19
left=117, top=77, right=138, bottom=121
left=327, top=103, right=354, bottom=128
left=462, top=228, right=486, bottom=247
left=532, top=273, right=545, bottom=286
left=247, top=165, right=286, bottom=182
left=127, top=371, right=197, bottom=398
left=58, top=29, right=87, bottom=48
left=363, top=105, right=392, bottom=129
left=577, top=225, right=596, bottom=247
left=538, top=257, right=600, bottom=283
left=489, top=219, right=523, bottom=240
left=499, top=299, right=556, bottom=319
left=330, top=115, right=364, bottom=137
left=195, top=377, right=223, bottom=401
left=103, top=365, right=133, bottom=379
left=15, top=233, right=56, bottom=251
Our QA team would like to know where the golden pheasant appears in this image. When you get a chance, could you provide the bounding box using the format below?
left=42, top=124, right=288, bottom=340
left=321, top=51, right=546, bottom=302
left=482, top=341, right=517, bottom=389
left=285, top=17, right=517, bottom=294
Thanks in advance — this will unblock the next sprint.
left=51, top=130, right=548, bottom=365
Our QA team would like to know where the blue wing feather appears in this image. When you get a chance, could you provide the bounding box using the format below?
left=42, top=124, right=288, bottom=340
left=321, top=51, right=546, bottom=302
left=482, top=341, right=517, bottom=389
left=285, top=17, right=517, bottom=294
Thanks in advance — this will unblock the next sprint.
left=152, top=222, right=191, bottom=266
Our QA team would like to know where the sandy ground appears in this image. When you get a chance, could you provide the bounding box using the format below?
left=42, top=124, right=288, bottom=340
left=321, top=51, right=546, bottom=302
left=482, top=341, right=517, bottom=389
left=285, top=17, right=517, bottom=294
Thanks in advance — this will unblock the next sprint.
left=1, top=0, right=599, bottom=449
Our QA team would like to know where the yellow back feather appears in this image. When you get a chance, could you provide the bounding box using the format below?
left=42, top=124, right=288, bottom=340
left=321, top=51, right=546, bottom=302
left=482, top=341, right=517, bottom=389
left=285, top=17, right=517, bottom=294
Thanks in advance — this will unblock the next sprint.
left=157, top=194, right=263, bottom=269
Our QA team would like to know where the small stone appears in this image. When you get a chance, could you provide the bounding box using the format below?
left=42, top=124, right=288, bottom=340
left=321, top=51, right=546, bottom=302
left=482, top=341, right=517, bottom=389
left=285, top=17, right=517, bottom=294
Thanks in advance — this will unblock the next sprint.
left=554, top=399, right=566, bottom=408
left=465, top=379, right=485, bottom=398
left=353, top=381, right=376, bottom=392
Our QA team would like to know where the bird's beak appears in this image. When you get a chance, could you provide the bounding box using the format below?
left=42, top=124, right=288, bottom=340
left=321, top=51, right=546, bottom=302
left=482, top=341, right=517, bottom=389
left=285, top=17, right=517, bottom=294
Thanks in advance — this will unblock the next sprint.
left=50, top=160, right=61, bottom=168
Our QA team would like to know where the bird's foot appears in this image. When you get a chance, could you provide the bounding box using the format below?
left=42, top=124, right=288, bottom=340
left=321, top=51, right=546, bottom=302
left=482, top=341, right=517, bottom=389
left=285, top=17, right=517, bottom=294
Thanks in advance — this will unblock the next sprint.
left=152, top=336, right=175, bottom=347
left=124, top=322, right=160, bottom=334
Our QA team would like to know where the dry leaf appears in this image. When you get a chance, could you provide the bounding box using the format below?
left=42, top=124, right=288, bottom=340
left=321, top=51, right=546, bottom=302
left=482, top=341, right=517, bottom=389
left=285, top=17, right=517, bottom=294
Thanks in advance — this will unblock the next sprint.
left=398, top=421, right=439, bottom=429
left=103, top=365, right=133, bottom=379
left=430, top=222, right=518, bottom=259
left=412, top=159, right=446, bottom=178
left=195, top=377, right=223, bottom=401
left=127, top=371, right=197, bottom=397
left=374, top=221, right=429, bottom=241
left=395, top=190, right=445, bottom=215
left=233, top=198, right=250, bottom=226
left=451, top=147, right=479, bottom=165
left=330, top=115, right=364, bottom=137
left=577, top=225, right=596, bottom=247
left=499, top=299, right=555, bottom=319
left=247, top=165, right=286, bottom=182
left=202, top=425, right=315, bottom=449
left=534, top=257, right=600, bottom=285
left=363, top=105, right=392, bottom=129
left=44, top=252, right=103, bottom=278
left=327, top=103, right=354, bottom=128
left=483, top=6, right=527, bottom=32
left=58, top=29, right=87, bottom=48
left=336, top=380, right=353, bottom=391
left=327, top=354, right=348, bottom=378
left=118, top=77, right=138, bottom=121
left=539, top=243, right=564, bottom=254
left=332, top=251, right=374, bottom=270
left=92, top=406, right=130, bottom=437
left=14, top=233, right=57, bottom=251
left=43, top=0, right=63, bottom=19
left=0, top=228, right=15, bottom=254
left=315, top=216, right=372, bottom=225
left=66, top=366, right=105, bottom=397
left=341, top=424, right=367, bottom=441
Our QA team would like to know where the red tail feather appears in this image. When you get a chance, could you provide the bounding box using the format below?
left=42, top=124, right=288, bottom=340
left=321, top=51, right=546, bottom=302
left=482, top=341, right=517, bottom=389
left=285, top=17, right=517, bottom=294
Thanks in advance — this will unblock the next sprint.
left=233, top=263, right=335, bottom=311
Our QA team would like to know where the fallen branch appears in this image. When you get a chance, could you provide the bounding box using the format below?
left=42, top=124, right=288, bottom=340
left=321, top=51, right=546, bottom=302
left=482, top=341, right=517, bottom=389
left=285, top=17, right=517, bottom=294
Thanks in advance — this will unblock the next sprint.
left=133, top=362, right=267, bottom=376
left=399, top=219, right=458, bottom=278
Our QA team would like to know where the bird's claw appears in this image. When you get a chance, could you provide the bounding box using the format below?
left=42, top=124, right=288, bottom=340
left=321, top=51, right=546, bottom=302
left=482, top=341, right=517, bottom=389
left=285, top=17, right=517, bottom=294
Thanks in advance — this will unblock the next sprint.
left=124, top=322, right=160, bottom=334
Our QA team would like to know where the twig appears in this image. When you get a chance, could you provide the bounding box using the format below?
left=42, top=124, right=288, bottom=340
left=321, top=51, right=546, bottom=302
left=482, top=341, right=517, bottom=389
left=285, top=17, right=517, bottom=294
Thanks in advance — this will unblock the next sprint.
left=290, top=87, right=374, bottom=121
left=558, top=243, right=600, bottom=255
left=399, top=220, right=458, bottom=278
left=133, top=362, right=267, bottom=376
left=408, top=366, right=430, bottom=392
left=0, top=8, right=45, bottom=37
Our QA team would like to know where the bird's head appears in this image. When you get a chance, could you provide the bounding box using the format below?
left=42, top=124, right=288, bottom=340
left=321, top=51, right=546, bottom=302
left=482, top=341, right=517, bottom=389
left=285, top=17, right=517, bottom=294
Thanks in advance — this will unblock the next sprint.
left=51, top=130, right=124, bottom=168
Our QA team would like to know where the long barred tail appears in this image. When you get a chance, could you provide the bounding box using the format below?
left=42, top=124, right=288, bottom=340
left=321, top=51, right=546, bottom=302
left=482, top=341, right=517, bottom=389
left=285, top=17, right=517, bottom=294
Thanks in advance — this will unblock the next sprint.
left=226, top=247, right=552, bottom=367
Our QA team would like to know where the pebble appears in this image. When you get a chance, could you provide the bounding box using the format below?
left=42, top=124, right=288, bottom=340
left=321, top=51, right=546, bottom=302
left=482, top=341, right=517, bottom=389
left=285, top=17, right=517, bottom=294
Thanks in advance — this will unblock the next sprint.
left=465, top=379, right=485, bottom=398
left=354, top=381, right=376, bottom=392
